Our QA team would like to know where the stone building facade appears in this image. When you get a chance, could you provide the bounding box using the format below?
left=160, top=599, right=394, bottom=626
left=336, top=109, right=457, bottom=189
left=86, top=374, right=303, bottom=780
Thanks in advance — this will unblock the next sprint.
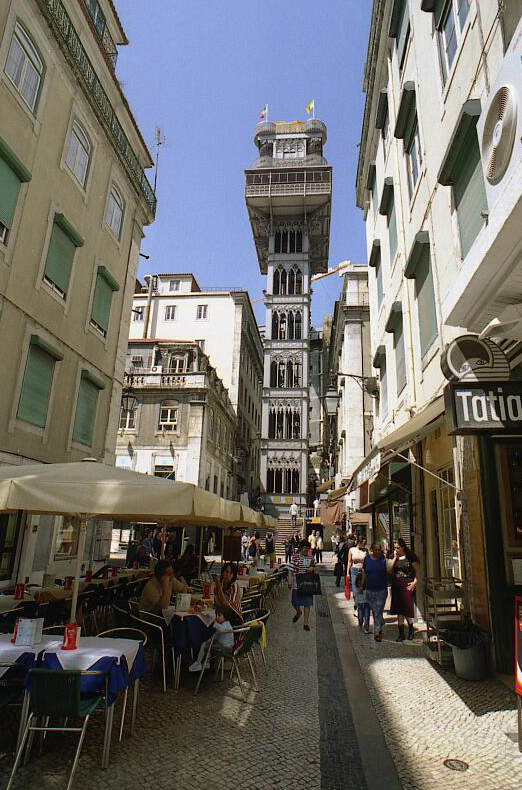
left=116, top=340, right=236, bottom=496
left=0, top=0, right=155, bottom=586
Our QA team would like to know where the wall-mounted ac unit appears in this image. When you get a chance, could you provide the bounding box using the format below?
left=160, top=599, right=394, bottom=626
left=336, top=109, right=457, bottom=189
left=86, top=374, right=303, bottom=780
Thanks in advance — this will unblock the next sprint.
left=151, top=366, right=159, bottom=373
left=477, top=16, right=522, bottom=212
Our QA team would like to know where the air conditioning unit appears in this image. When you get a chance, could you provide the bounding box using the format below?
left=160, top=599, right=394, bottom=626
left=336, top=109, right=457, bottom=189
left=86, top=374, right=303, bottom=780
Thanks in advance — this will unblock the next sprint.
left=477, top=17, right=522, bottom=212
left=151, top=366, right=159, bottom=373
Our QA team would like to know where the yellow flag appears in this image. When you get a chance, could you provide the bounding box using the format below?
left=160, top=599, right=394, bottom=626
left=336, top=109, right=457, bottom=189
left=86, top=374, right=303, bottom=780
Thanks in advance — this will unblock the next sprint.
left=305, top=99, right=315, bottom=115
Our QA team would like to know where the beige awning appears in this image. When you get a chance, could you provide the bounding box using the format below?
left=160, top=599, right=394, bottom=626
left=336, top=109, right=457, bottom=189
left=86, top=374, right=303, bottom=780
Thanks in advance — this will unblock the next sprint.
left=328, top=485, right=348, bottom=501
left=316, top=478, right=334, bottom=494
left=0, top=461, right=241, bottom=526
left=377, top=395, right=445, bottom=453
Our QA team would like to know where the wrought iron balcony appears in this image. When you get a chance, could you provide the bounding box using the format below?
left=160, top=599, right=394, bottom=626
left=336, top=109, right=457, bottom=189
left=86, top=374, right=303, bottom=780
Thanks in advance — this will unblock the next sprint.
left=83, top=0, right=118, bottom=68
left=38, top=0, right=156, bottom=216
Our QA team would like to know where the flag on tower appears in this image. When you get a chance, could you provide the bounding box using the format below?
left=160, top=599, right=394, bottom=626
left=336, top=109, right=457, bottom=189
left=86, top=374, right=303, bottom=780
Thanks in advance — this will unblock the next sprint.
left=305, top=99, right=315, bottom=117
left=260, top=104, right=268, bottom=120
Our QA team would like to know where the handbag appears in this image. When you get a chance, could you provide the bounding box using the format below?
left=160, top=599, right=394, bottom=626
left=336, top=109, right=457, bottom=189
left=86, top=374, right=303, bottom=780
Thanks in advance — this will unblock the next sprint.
left=296, top=572, right=322, bottom=596
left=344, top=574, right=351, bottom=600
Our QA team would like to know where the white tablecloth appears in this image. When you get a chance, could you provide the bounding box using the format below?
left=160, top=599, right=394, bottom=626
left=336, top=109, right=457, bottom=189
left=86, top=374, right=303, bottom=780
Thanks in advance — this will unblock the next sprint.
left=41, top=637, right=141, bottom=674
left=0, top=634, right=59, bottom=677
left=163, top=607, right=215, bottom=627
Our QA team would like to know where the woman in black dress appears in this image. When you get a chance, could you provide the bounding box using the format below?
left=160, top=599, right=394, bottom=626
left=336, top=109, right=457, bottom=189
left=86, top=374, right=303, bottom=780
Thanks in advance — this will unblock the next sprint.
left=389, top=538, right=421, bottom=641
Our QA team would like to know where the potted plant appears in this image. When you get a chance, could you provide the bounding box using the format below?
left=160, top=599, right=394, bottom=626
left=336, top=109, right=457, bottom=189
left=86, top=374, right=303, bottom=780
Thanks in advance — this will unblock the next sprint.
left=441, top=620, right=490, bottom=681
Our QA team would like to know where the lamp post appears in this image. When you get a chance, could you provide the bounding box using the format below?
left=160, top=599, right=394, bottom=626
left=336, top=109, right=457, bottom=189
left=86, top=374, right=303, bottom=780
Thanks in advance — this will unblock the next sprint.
left=323, top=386, right=340, bottom=481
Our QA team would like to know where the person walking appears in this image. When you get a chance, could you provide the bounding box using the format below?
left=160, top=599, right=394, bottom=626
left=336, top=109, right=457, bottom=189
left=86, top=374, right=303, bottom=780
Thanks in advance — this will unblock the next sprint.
left=315, top=532, right=323, bottom=563
left=248, top=532, right=261, bottom=566
left=313, top=497, right=320, bottom=518
left=290, top=501, right=299, bottom=530
left=361, top=542, right=389, bottom=642
left=309, top=530, right=317, bottom=560
left=389, top=538, right=421, bottom=641
left=354, top=573, right=370, bottom=632
left=241, top=531, right=250, bottom=563
left=285, top=534, right=295, bottom=564
left=288, top=539, right=316, bottom=631
left=335, top=533, right=349, bottom=588
left=348, top=537, right=368, bottom=616
left=265, top=531, right=277, bottom=565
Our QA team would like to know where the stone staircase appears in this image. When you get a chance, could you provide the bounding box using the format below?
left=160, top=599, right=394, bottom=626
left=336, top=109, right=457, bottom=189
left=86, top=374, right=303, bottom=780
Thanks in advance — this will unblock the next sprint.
left=274, top=517, right=303, bottom=555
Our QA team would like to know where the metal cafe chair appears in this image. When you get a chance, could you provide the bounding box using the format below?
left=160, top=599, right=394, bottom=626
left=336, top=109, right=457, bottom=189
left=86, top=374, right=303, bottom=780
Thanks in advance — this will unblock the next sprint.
left=6, top=669, right=104, bottom=790
left=194, top=624, right=262, bottom=702
left=96, top=628, right=147, bottom=741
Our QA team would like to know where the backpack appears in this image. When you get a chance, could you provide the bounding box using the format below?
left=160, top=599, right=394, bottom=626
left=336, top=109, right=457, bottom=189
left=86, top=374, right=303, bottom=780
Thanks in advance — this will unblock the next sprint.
left=248, top=541, right=257, bottom=558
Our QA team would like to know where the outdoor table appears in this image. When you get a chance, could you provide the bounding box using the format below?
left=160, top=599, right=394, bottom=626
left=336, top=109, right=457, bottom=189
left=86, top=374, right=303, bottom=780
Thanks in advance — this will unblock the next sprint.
left=38, top=636, right=147, bottom=768
left=0, top=596, right=25, bottom=615
left=163, top=607, right=215, bottom=689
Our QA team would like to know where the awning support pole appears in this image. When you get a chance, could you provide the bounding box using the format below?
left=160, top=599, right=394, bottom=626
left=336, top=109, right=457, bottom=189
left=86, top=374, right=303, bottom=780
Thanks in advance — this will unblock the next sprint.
left=71, top=515, right=88, bottom=622
left=395, top=452, right=459, bottom=490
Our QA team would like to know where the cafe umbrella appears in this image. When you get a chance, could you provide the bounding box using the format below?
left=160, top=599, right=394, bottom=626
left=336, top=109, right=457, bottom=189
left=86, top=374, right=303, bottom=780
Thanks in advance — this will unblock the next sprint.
left=0, top=460, right=256, bottom=617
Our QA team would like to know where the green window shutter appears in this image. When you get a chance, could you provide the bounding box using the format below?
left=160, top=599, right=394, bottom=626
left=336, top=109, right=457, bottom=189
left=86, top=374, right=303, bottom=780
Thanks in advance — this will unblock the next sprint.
left=454, top=127, right=488, bottom=258
left=0, top=157, right=21, bottom=229
left=73, top=377, right=100, bottom=446
left=44, top=222, right=76, bottom=295
left=394, top=318, right=407, bottom=395
left=91, top=274, right=113, bottom=332
left=415, top=247, right=438, bottom=356
left=396, top=0, right=410, bottom=66
left=380, top=358, right=388, bottom=420
left=376, top=257, right=384, bottom=307
left=388, top=199, right=397, bottom=261
left=17, top=344, right=55, bottom=427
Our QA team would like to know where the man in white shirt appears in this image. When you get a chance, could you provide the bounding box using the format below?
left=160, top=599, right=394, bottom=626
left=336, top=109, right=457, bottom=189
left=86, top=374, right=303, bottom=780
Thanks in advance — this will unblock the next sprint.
left=289, top=501, right=299, bottom=529
left=313, top=497, right=320, bottom=518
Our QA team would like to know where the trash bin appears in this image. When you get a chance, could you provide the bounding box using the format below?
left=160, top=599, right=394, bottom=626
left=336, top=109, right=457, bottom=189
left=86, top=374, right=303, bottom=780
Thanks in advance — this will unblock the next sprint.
left=441, top=621, right=489, bottom=681
left=451, top=642, right=488, bottom=681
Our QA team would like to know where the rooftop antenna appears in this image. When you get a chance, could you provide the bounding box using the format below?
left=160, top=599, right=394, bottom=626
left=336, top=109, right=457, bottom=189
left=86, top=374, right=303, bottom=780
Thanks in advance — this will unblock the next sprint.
left=153, top=125, right=166, bottom=195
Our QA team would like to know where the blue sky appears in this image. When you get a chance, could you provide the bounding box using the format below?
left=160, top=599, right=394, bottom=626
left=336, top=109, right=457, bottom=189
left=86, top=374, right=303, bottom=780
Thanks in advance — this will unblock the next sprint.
left=115, top=0, right=371, bottom=326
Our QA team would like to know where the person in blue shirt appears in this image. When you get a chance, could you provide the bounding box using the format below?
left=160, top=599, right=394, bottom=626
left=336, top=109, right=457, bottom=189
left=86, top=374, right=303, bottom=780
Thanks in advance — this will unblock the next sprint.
left=361, top=542, right=389, bottom=642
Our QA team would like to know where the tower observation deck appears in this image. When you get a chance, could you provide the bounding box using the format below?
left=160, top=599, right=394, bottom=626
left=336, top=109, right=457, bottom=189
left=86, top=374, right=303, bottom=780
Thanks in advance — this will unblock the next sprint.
left=245, top=119, right=332, bottom=518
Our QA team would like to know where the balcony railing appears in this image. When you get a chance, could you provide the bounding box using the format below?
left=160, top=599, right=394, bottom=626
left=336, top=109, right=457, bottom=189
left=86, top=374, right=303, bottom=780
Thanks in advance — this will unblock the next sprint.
left=83, top=0, right=118, bottom=68
left=245, top=181, right=331, bottom=198
left=343, top=291, right=370, bottom=308
left=38, top=0, right=156, bottom=216
left=125, top=371, right=207, bottom=388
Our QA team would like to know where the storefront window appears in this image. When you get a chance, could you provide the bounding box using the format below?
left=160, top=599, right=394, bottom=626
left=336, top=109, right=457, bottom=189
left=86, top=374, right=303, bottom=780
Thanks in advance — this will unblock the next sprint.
left=374, top=501, right=390, bottom=553
left=392, top=493, right=411, bottom=548
left=54, top=516, right=79, bottom=558
left=438, top=467, right=460, bottom=577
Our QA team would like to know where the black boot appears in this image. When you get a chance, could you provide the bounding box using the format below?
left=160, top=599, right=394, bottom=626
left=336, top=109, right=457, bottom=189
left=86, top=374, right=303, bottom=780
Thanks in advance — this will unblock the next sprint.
left=408, top=623, right=415, bottom=640
left=396, top=625, right=405, bottom=642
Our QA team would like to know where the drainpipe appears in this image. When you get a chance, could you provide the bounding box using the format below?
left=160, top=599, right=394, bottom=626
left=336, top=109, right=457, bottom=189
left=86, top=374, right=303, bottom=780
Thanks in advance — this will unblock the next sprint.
left=143, top=275, right=154, bottom=339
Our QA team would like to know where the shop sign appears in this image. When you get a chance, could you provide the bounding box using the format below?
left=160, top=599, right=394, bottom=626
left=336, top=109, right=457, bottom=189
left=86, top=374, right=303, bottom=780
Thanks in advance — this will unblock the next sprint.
left=352, top=449, right=381, bottom=489
left=441, top=334, right=511, bottom=382
left=444, top=382, right=522, bottom=435
left=516, top=596, right=522, bottom=697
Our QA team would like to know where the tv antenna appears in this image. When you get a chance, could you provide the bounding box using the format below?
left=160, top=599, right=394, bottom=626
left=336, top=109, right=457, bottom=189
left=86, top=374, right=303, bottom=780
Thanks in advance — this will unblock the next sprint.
left=153, top=125, right=166, bottom=195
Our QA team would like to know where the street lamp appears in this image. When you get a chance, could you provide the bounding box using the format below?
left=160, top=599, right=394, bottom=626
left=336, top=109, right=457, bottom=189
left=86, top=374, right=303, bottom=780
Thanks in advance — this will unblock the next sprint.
left=121, top=383, right=138, bottom=414
left=324, top=387, right=340, bottom=416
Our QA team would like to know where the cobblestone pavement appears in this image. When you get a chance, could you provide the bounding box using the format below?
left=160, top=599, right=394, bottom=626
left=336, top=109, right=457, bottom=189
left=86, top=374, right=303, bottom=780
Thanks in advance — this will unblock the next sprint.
left=0, top=580, right=366, bottom=790
left=325, top=569, right=522, bottom=790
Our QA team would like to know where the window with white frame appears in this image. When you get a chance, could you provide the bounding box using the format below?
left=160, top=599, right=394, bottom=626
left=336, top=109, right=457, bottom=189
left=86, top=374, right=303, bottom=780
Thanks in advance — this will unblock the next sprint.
left=196, top=339, right=205, bottom=351
left=169, top=356, right=185, bottom=373
left=65, top=121, right=91, bottom=187
left=4, top=23, right=43, bottom=112
left=169, top=279, right=180, bottom=291
left=164, top=305, right=176, bottom=320
left=159, top=400, right=178, bottom=430
left=132, top=306, right=144, bottom=321
left=406, top=121, right=422, bottom=197
left=119, top=404, right=136, bottom=430
left=274, top=138, right=306, bottom=159
left=105, top=184, right=124, bottom=239
left=196, top=304, right=208, bottom=320
left=438, top=0, right=470, bottom=83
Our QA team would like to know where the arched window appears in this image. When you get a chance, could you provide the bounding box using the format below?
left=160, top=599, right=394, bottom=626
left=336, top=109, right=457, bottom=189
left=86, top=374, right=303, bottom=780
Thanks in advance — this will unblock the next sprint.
left=287, top=312, right=294, bottom=340
left=292, top=469, right=300, bottom=493
left=288, top=230, right=296, bottom=253
left=268, top=410, right=276, bottom=438
left=159, top=400, right=178, bottom=430
left=271, top=312, right=279, bottom=339
left=5, top=23, right=44, bottom=112
left=295, top=270, right=303, bottom=294
left=275, top=469, right=283, bottom=493
left=294, top=360, right=301, bottom=386
left=278, top=312, right=286, bottom=340
left=270, top=360, right=277, bottom=387
left=286, top=360, right=294, bottom=388
left=296, top=230, right=303, bottom=252
left=280, top=269, right=287, bottom=295
left=278, top=361, right=286, bottom=387
left=267, top=468, right=275, bottom=492
left=274, top=232, right=281, bottom=254
left=65, top=121, right=91, bottom=187
left=276, top=411, right=284, bottom=438
left=293, top=411, right=301, bottom=439
left=105, top=183, right=125, bottom=240
left=273, top=268, right=280, bottom=295
left=285, top=409, right=292, bottom=439
left=288, top=268, right=295, bottom=295
left=294, top=311, right=302, bottom=340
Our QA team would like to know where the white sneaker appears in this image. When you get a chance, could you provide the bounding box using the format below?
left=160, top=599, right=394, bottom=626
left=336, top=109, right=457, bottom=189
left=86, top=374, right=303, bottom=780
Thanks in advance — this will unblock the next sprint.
left=189, top=661, right=203, bottom=673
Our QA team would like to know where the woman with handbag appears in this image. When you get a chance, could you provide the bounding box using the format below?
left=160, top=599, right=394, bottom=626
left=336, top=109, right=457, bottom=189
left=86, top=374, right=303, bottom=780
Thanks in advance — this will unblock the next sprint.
left=361, top=542, right=388, bottom=643
left=288, top=539, right=317, bottom=631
